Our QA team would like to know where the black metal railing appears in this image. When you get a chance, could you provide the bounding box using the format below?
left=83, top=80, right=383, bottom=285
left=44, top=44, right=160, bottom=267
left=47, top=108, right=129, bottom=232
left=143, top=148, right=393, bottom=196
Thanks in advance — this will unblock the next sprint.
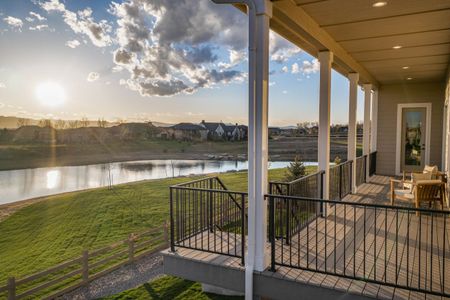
left=355, top=155, right=367, bottom=186
left=268, top=194, right=449, bottom=298
left=170, top=177, right=246, bottom=264
left=369, top=151, right=377, bottom=176
left=269, top=171, right=324, bottom=244
left=329, top=160, right=353, bottom=201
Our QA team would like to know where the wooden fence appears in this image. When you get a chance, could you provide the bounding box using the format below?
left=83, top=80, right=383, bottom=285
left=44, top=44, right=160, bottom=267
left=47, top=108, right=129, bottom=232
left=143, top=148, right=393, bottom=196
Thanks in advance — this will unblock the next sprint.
left=0, top=224, right=169, bottom=300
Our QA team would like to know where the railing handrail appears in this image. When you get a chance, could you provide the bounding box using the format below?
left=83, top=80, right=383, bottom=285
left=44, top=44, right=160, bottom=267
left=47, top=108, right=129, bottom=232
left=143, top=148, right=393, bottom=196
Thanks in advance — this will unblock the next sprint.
left=330, top=159, right=353, bottom=169
left=265, top=193, right=450, bottom=215
left=170, top=185, right=248, bottom=196
left=269, top=169, right=325, bottom=186
left=171, top=176, right=219, bottom=187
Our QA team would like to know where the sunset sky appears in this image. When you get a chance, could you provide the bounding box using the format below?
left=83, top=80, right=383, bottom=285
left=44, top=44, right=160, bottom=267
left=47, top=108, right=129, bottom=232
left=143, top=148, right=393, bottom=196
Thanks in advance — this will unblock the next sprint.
left=0, top=0, right=365, bottom=126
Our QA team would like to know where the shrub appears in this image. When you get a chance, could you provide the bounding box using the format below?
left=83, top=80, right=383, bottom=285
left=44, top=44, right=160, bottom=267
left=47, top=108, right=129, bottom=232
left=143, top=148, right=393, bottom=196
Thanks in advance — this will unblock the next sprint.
left=285, top=155, right=306, bottom=181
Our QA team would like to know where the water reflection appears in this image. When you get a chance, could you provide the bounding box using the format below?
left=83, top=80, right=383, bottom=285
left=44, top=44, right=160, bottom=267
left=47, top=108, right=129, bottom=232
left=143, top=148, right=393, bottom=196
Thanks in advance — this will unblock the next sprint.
left=46, top=170, right=60, bottom=189
left=0, top=159, right=317, bottom=205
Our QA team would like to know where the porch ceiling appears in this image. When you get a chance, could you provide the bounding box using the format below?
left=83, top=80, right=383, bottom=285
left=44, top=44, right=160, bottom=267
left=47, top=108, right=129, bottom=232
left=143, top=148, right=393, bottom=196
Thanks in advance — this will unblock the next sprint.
left=270, top=0, right=450, bottom=85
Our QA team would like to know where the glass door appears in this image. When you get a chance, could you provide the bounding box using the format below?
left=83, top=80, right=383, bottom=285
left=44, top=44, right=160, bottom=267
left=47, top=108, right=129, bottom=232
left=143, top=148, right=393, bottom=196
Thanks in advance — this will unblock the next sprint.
left=401, top=107, right=427, bottom=172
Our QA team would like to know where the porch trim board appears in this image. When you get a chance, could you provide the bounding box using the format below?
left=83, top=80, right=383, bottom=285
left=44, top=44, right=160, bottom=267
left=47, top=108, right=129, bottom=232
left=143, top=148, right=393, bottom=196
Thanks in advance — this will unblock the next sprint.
left=395, top=102, right=432, bottom=175
left=163, top=250, right=373, bottom=300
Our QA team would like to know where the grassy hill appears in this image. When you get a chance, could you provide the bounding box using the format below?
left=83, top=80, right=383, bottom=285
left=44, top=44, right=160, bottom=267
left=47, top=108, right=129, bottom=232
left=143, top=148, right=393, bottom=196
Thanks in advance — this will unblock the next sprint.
left=0, top=167, right=314, bottom=282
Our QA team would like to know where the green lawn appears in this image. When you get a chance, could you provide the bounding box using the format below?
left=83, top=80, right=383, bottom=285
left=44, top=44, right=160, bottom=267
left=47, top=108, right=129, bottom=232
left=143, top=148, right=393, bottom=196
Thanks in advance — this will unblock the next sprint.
left=99, top=276, right=243, bottom=300
left=0, top=167, right=314, bottom=283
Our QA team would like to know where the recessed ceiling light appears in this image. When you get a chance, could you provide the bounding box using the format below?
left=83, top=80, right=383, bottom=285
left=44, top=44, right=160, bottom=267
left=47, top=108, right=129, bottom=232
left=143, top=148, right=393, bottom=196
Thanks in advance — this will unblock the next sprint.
left=393, top=45, right=402, bottom=49
left=407, top=77, right=413, bottom=80
left=372, top=1, right=387, bottom=7
left=402, top=66, right=409, bottom=69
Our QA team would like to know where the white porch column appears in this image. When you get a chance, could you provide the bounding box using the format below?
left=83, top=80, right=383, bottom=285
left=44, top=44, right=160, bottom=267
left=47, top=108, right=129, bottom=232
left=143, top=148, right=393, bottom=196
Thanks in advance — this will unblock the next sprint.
left=318, top=51, right=333, bottom=202
left=363, top=84, right=372, bottom=180
left=371, top=89, right=378, bottom=152
left=249, top=0, right=272, bottom=273
left=348, top=73, right=359, bottom=193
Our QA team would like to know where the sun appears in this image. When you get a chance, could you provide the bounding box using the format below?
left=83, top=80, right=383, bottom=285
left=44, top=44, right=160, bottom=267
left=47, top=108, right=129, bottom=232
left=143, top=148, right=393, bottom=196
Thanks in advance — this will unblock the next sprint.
left=35, top=82, right=66, bottom=107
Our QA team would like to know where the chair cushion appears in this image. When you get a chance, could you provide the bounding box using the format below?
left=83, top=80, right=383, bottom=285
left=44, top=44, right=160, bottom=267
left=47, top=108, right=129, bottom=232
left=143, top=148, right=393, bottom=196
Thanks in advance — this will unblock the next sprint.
left=394, top=189, right=414, bottom=199
left=415, top=179, right=442, bottom=185
left=412, top=172, right=432, bottom=182
left=423, top=165, right=439, bottom=179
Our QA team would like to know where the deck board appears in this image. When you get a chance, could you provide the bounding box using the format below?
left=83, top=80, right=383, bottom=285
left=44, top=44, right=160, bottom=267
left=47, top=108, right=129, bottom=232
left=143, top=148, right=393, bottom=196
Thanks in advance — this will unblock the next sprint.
left=172, top=175, right=450, bottom=300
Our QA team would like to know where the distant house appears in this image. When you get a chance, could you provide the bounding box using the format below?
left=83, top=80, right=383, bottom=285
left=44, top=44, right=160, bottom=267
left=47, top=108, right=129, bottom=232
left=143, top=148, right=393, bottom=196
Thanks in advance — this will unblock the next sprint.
left=169, top=123, right=208, bottom=141
left=200, top=121, right=226, bottom=140
left=268, top=127, right=281, bottom=137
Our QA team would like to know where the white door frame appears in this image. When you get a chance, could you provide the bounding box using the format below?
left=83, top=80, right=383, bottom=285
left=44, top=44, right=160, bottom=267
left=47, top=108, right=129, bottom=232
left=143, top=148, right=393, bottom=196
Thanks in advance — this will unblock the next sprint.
left=395, top=103, right=432, bottom=175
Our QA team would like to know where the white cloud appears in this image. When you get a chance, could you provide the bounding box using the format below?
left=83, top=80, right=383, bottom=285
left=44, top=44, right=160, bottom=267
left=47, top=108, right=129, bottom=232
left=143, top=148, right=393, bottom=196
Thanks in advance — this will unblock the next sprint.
left=87, top=72, right=100, bottom=82
left=30, top=12, right=47, bottom=21
left=282, top=90, right=288, bottom=94
left=29, top=24, right=49, bottom=31
left=0, top=82, right=5, bottom=88
left=108, top=0, right=246, bottom=97
left=65, top=39, right=81, bottom=48
left=291, top=63, right=299, bottom=74
left=3, top=16, right=23, bottom=28
left=40, top=0, right=112, bottom=47
left=270, top=32, right=301, bottom=63
left=0, top=102, right=4, bottom=109
left=300, top=59, right=319, bottom=75
left=281, top=66, right=289, bottom=73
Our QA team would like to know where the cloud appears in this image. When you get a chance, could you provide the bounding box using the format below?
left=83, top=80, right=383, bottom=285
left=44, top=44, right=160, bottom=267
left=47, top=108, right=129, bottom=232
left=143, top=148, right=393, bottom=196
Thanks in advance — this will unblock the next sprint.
left=108, top=0, right=246, bottom=97
left=300, top=59, right=319, bottom=75
left=291, top=63, right=300, bottom=74
left=87, top=72, right=100, bottom=82
left=270, top=32, right=301, bottom=63
left=29, top=24, right=49, bottom=31
left=0, top=102, right=4, bottom=109
left=0, top=82, right=5, bottom=88
left=30, top=12, right=47, bottom=21
left=281, top=66, right=289, bottom=73
left=3, top=16, right=23, bottom=28
left=40, top=0, right=112, bottom=47
left=65, top=39, right=81, bottom=48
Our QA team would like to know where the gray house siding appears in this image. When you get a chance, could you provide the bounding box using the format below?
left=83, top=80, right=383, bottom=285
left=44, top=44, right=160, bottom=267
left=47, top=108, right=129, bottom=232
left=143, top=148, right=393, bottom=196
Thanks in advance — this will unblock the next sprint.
left=377, top=82, right=445, bottom=175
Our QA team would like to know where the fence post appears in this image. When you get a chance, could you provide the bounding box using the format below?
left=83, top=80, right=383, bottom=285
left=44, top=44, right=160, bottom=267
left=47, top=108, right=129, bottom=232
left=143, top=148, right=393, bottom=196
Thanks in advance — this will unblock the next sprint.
left=349, top=161, right=353, bottom=194
left=7, top=277, right=15, bottom=300
left=169, top=187, right=175, bottom=252
left=364, top=155, right=367, bottom=183
left=269, top=196, right=276, bottom=272
left=209, top=178, right=214, bottom=233
left=319, top=171, right=325, bottom=217
left=240, top=194, right=246, bottom=266
left=128, top=234, right=135, bottom=262
left=82, top=250, right=89, bottom=284
left=339, top=164, right=343, bottom=200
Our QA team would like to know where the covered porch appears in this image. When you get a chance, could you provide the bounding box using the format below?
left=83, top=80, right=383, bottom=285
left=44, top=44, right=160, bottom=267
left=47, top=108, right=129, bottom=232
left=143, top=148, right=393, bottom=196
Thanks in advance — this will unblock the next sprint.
left=163, top=0, right=450, bottom=299
left=164, top=175, right=449, bottom=299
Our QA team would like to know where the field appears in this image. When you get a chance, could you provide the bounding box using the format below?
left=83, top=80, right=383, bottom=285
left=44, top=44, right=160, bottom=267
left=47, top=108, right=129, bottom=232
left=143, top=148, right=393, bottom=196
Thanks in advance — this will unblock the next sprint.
left=0, top=167, right=315, bottom=283
left=0, top=136, right=357, bottom=170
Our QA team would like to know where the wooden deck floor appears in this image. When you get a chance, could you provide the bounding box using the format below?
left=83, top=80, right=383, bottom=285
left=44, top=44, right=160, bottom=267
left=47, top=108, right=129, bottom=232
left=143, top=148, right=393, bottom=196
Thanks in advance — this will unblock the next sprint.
left=172, top=175, right=450, bottom=300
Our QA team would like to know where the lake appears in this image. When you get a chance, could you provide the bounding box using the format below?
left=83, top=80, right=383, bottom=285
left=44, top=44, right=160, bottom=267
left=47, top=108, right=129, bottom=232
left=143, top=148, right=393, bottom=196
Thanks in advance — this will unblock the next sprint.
left=0, top=159, right=318, bottom=205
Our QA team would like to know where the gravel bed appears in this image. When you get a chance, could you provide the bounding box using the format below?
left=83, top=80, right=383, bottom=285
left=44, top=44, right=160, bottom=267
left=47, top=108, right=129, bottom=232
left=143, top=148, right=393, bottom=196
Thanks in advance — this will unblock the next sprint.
left=61, top=253, right=163, bottom=300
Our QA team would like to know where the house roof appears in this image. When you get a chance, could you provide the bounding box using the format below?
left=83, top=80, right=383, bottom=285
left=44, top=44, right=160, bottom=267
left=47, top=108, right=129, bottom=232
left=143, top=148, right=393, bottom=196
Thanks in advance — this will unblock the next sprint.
left=172, top=123, right=205, bottom=131
left=200, top=121, right=222, bottom=132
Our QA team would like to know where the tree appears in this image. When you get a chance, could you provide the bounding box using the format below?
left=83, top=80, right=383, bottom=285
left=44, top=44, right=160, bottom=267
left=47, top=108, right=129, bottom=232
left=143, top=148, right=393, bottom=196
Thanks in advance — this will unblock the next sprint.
left=97, top=118, right=107, bottom=128
left=80, top=117, right=89, bottom=128
left=38, top=119, right=53, bottom=128
left=17, top=118, right=29, bottom=128
left=334, top=156, right=342, bottom=165
left=285, top=155, right=306, bottom=181
left=68, top=120, right=80, bottom=129
left=54, top=119, right=67, bottom=130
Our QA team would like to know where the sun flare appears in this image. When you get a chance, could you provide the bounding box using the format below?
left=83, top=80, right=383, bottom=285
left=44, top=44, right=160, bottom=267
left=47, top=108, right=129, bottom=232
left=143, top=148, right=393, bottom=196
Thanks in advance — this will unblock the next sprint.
left=35, top=82, right=66, bottom=107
